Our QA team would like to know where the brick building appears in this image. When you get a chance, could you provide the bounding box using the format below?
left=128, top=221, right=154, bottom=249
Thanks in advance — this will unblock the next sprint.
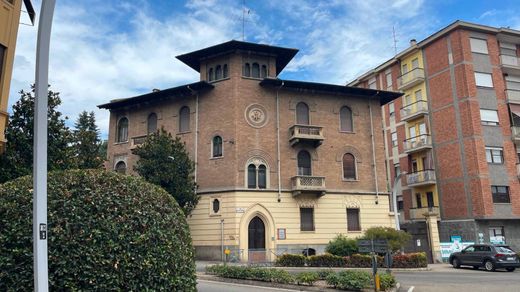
left=349, top=21, right=520, bottom=260
left=99, top=40, right=401, bottom=261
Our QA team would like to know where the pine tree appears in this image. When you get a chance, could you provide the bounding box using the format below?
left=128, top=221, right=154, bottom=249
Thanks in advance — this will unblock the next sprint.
left=73, top=111, right=103, bottom=169
left=132, top=128, right=198, bottom=215
left=0, top=85, right=75, bottom=183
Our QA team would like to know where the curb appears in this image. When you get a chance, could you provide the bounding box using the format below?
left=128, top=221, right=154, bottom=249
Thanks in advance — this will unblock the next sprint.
left=270, top=266, right=431, bottom=272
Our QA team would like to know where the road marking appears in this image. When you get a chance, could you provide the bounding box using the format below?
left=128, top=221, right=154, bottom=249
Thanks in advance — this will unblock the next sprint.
left=197, top=279, right=300, bottom=291
left=407, top=286, right=415, bottom=292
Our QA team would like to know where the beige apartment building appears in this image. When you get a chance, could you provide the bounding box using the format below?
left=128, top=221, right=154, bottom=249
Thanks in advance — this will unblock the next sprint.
left=0, top=0, right=34, bottom=153
left=99, top=40, right=401, bottom=261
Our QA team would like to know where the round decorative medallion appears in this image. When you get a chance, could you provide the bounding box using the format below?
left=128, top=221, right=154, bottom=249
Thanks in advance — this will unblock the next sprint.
left=245, top=104, right=268, bottom=128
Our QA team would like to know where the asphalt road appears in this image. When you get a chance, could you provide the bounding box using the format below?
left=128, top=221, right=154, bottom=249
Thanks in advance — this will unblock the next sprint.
left=197, top=279, right=300, bottom=292
left=395, top=264, right=520, bottom=292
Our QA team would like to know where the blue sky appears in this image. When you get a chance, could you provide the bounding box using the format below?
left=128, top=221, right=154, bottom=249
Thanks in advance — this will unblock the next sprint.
left=9, top=0, right=520, bottom=138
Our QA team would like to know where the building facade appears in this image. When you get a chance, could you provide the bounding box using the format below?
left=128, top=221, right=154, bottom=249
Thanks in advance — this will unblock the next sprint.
left=350, top=21, right=520, bottom=260
left=99, top=41, right=401, bottom=261
left=0, top=0, right=34, bottom=153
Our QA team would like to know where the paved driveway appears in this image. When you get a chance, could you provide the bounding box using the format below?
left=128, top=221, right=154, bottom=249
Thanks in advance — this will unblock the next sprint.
left=395, top=264, right=520, bottom=292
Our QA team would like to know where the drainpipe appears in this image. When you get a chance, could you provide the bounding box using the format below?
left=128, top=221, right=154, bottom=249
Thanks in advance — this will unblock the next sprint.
left=369, top=93, right=380, bottom=204
left=275, top=81, right=285, bottom=203
left=221, top=219, right=224, bottom=262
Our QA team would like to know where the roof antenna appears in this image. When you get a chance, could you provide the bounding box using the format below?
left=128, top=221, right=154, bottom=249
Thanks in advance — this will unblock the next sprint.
left=242, top=0, right=250, bottom=41
left=392, top=25, right=398, bottom=55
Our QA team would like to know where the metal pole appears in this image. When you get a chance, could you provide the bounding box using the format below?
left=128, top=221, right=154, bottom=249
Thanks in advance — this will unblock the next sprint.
left=392, top=173, right=402, bottom=230
left=34, top=1, right=56, bottom=291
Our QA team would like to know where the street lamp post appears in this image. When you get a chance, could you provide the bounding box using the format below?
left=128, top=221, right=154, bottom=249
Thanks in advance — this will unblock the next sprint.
left=34, top=1, right=56, bottom=291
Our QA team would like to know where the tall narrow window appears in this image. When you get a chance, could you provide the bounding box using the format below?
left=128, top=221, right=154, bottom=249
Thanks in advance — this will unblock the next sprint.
left=416, top=193, right=422, bottom=208
left=115, top=161, right=127, bottom=174
left=346, top=208, right=360, bottom=231
left=389, top=102, right=395, bottom=116
left=223, top=64, right=228, bottom=78
left=261, top=65, right=267, bottom=78
left=212, top=136, right=223, bottom=158
left=147, top=113, right=157, bottom=134
left=252, top=63, right=260, bottom=78
left=385, top=71, right=392, bottom=89
left=179, top=106, right=190, bottom=132
left=212, top=199, right=220, bottom=214
left=411, top=58, right=419, bottom=69
left=426, top=192, right=435, bottom=208
left=248, top=164, right=257, bottom=188
left=300, top=208, right=314, bottom=231
left=0, top=46, right=5, bottom=80
left=258, top=165, right=267, bottom=189
left=208, top=68, right=214, bottom=81
left=343, top=153, right=356, bottom=180
left=340, top=106, right=353, bottom=132
left=117, top=117, right=128, bottom=142
left=215, top=65, right=222, bottom=80
left=243, top=63, right=251, bottom=77
left=296, top=102, right=310, bottom=125
left=297, top=150, right=311, bottom=176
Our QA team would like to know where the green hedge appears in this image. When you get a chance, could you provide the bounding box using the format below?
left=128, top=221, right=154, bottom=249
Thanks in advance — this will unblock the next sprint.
left=306, top=254, right=345, bottom=267
left=0, top=169, right=196, bottom=291
left=206, top=265, right=293, bottom=284
left=275, top=254, right=306, bottom=267
left=326, top=270, right=372, bottom=291
left=391, top=252, right=427, bottom=268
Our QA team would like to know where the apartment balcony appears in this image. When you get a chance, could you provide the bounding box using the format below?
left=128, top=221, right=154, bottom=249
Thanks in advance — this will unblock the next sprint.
left=403, top=134, right=432, bottom=154
left=291, top=175, right=326, bottom=197
left=512, top=126, right=520, bottom=142
left=500, top=55, right=520, bottom=75
left=397, top=68, right=425, bottom=91
left=406, top=170, right=436, bottom=187
left=506, top=89, right=520, bottom=104
left=130, top=135, right=148, bottom=148
left=409, top=206, right=440, bottom=220
left=289, top=125, right=324, bottom=147
left=400, top=100, right=429, bottom=121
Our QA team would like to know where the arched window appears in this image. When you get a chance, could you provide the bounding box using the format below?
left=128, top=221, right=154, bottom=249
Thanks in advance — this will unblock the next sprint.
left=215, top=65, right=222, bottom=80
left=212, top=136, right=223, bottom=158
left=340, top=106, right=353, bottom=132
left=297, top=150, right=312, bottom=176
left=223, top=64, right=228, bottom=78
left=179, top=106, right=190, bottom=132
left=252, top=63, right=260, bottom=78
left=258, top=165, right=267, bottom=189
left=147, top=113, right=157, bottom=134
left=243, top=63, right=251, bottom=77
left=115, top=161, right=127, bottom=174
left=296, top=102, right=310, bottom=125
left=343, top=153, right=356, bottom=180
left=116, top=117, right=128, bottom=142
left=208, top=68, right=214, bottom=81
left=248, top=164, right=257, bottom=188
left=261, top=65, right=267, bottom=78
left=212, top=199, right=220, bottom=213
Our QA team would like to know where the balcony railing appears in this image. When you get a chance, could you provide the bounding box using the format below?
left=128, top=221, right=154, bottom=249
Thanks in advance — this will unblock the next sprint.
left=400, top=100, right=429, bottom=121
left=409, top=206, right=440, bottom=220
left=406, top=169, right=436, bottom=187
left=506, top=89, right=520, bottom=104
left=397, top=68, right=425, bottom=90
left=500, top=55, right=520, bottom=74
left=289, top=125, right=324, bottom=147
left=403, top=134, right=432, bottom=154
left=512, top=126, right=520, bottom=141
left=131, top=135, right=148, bottom=148
left=291, top=175, right=326, bottom=196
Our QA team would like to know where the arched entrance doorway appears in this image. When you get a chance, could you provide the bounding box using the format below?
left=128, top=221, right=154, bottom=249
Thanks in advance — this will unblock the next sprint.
left=248, top=216, right=266, bottom=262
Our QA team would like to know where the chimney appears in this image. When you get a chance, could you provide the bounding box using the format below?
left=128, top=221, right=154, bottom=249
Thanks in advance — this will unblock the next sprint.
left=410, top=39, right=417, bottom=46
left=152, top=88, right=160, bottom=92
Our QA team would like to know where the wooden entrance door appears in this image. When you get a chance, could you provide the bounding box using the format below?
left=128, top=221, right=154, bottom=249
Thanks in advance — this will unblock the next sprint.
left=248, top=216, right=266, bottom=262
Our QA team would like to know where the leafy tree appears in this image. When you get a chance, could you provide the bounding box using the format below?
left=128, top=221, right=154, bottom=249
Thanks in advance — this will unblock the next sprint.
left=360, top=227, right=412, bottom=252
left=73, top=111, right=103, bottom=169
left=132, top=128, right=198, bottom=215
left=325, top=234, right=359, bottom=257
left=0, top=85, right=74, bottom=183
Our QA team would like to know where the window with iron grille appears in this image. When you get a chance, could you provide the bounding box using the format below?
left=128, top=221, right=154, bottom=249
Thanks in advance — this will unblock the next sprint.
left=346, top=208, right=360, bottom=231
left=300, top=208, right=314, bottom=231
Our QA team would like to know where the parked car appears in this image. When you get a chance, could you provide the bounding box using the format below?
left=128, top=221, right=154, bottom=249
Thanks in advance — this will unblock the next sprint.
left=449, top=244, right=520, bottom=272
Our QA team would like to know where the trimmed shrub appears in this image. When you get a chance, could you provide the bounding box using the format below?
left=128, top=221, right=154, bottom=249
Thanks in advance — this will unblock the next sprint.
left=345, top=254, right=384, bottom=268
left=331, top=270, right=372, bottom=291
left=379, top=273, right=397, bottom=291
left=392, top=252, right=428, bottom=268
left=275, top=254, right=306, bottom=267
left=206, top=265, right=294, bottom=284
left=295, top=272, right=319, bottom=286
left=307, top=254, right=345, bottom=267
left=360, top=227, right=412, bottom=252
left=325, top=234, right=359, bottom=257
left=0, top=170, right=196, bottom=291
